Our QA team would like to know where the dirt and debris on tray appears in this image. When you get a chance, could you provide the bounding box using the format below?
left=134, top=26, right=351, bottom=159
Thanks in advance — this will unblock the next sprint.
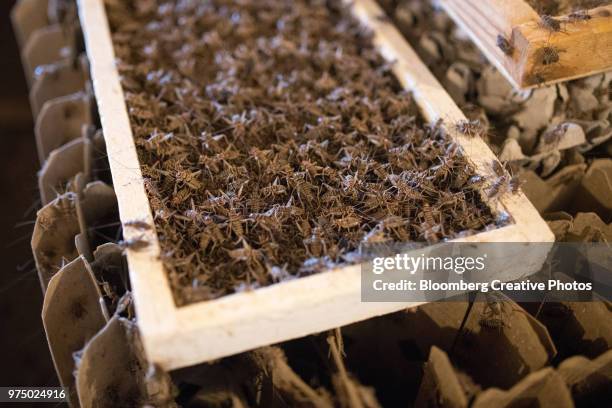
left=526, top=0, right=610, bottom=16
left=107, top=0, right=498, bottom=304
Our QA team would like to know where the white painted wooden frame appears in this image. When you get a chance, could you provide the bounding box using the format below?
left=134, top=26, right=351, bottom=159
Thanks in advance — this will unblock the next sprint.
left=78, top=0, right=554, bottom=370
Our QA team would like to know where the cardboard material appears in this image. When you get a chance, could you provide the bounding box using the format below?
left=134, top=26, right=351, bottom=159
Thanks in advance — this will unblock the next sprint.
left=472, top=367, right=573, bottom=408
left=172, top=353, right=263, bottom=407
left=327, top=329, right=382, bottom=408
left=32, top=179, right=118, bottom=290
left=32, top=192, right=81, bottom=290
left=76, top=180, right=118, bottom=262
left=570, top=213, right=612, bottom=241
left=254, top=347, right=335, bottom=408
left=42, top=256, right=107, bottom=406
left=74, top=316, right=146, bottom=407
left=38, top=124, right=110, bottom=205
left=521, top=164, right=587, bottom=213
left=579, top=159, right=612, bottom=220
left=38, top=137, right=88, bottom=205
left=29, top=57, right=88, bottom=119
left=10, top=0, right=51, bottom=59
left=21, top=23, right=76, bottom=82
left=408, top=301, right=471, bottom=355
left=35, top=91, right=92, bottom=164
left=576, top=119, right=612, bottom=153
left=90, top=243, right=128, bottom=315
left=547, top=212, right=612, bottom=242
left=74, top=230, right=91, bottom=264
left=78, top=181, right=118, bottom=229
left=558, top=349, right=612, bottom=406
left=537, top=301, right=612, bottom=360
left=520, top=159, right=611, bottom=222
left=396, top=294, right=557, bottom=391
left=415, top=346, right=470, bottom=408
left=74, top=307, right=176, bottom=407
left=48, top=0, right=78, bottom=26
left=453, top=292, right=556, bottom=389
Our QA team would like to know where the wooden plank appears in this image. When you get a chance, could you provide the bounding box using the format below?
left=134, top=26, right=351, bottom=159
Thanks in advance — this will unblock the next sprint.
left=439, top=0, right=537, bottom=88
left=439, top=0, right=612, bottom=89
left=78, top=0, right=554, bottom=370
left=77, top=0, right=178, bottom=351
left=517, top=4, right=612, bottom=87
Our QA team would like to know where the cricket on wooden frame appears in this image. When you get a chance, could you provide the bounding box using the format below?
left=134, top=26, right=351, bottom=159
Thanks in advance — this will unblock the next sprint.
left=439, top=0, right=612, bottom=89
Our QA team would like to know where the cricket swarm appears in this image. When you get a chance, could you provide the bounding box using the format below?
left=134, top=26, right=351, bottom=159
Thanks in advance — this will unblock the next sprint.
left=107, top=0, right=496, bottom=304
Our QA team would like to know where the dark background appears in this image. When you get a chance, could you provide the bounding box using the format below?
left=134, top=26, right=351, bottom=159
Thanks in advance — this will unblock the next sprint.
left=0, top=1, right=58, bottom=389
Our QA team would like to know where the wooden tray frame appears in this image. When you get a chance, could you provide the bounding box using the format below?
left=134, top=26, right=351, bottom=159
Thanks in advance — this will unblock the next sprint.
left=78, top=0, right=553, bottom=370
left=439, top=0, right=612, bottom=89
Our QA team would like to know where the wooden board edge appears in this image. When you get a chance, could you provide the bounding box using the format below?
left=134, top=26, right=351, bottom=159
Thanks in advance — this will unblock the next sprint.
left=439, top=0, right=540, bottom=89
left=515, top=4, right=612, bottom=88
left=77, top=0, right=177, bottom=338
left=144, top=224, right=553, bottom=369
left=439, top=1, right=519, bottom=88
left=440, top=0, right=612, bottom=89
